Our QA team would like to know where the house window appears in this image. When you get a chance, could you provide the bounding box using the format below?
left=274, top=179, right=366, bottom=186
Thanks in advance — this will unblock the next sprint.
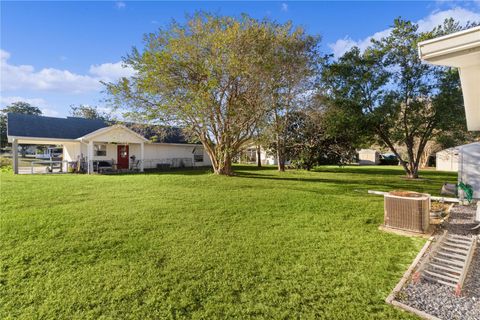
left=193, top=147, right=204, bottom=162
left=94, top=144, right=107, bottom=156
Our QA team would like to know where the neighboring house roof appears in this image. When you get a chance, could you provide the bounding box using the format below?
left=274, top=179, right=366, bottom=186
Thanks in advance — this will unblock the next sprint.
left=7, top=113, right=195, bottom=144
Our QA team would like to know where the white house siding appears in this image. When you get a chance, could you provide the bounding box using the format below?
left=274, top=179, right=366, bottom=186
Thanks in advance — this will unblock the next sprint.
left=458, top=142, right=480, bottom=199
left=436, top=148, right=459, bottom=172
left=63, top=141, right=211, bottom=169
left=63, top=142, right=82, bottom=162
left=140, top=144, right=211, bottom=169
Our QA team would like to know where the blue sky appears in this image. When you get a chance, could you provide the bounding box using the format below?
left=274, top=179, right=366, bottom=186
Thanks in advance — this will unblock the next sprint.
left=1, top=1, right=479, bottom=117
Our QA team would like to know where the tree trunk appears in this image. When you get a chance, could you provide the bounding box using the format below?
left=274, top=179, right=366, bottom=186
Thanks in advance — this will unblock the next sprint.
left=276, top=138, right=286, bottom=172
left=202, top=142, right=234, bottom=176
left=277, top=149, right=285, bottom=172
left=256, top=145, right=262, bottom=167
left=214, top=154, right=233, bottom=175
left=407, top=166, right=419, bottom=179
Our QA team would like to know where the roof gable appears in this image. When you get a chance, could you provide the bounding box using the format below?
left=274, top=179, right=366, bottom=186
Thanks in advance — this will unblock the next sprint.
left=79, top=125, right=148, bottom=143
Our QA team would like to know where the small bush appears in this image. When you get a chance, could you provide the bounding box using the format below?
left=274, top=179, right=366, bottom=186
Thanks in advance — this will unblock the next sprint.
left=0, top=157, right=12, bottom=173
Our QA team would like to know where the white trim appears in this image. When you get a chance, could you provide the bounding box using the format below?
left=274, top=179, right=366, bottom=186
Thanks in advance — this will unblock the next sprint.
left=140, top=142, right=144, bottom=172
left=78, top=124, right=149, bottom=142
left=7, top=136, right=77, bottom=143
left=87, top=140, right=94, bottom=174
left=418, top=26, right=480, bottom=65
left=150, top=142, right=202, bottom=147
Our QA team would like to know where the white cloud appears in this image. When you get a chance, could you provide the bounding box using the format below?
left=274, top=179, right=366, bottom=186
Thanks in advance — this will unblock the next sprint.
left=416, top=7, right=480, bottom=32
left=40, top=108, right=60, bottom=117
left=89, top=61, right=135, bottom=82
left=281, top=3, right=288, bottom=12
left=115, top=1, right=126, bottom=9
left=0, top=49, right=10, bottom=60
left=328, top=7, right=480, bottom=57
left=1, top=49, right=134, bottom=94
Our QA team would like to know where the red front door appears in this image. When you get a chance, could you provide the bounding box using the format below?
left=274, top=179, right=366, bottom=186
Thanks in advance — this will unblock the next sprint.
left=117, top=145, right=129, bottom=169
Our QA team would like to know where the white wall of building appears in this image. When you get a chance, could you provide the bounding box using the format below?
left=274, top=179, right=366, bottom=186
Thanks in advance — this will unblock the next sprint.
left=458, top=142, right=480, bottom=199
left=358, top=149, right=380, bottom=165
left=134, top=143, right=211, bottom=168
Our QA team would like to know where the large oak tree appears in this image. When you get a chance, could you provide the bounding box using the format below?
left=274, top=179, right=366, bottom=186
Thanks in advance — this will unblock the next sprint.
left=106, top=13, right=286, bottom=175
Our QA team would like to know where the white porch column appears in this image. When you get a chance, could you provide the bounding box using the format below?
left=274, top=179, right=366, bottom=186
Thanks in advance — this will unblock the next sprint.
left=140, top=142, right=144, bottom=172
left=12, top=138, right=18, bottom=174
left=87, top=141, right=94, bottom=174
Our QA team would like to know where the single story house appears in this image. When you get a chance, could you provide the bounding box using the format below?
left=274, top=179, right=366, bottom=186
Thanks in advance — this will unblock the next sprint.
left=7, top=113, right=211, bottom=174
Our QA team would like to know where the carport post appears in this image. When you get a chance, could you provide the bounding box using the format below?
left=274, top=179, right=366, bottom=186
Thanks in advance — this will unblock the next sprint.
left=88, top=140, right=94, bottom=174
left=12, top=138, right=18, bottom=174
left=140, top=142, right=144, bottom=172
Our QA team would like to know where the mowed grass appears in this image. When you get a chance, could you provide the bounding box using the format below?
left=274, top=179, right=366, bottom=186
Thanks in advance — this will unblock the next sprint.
left=0, top=165, right=456, bottom=319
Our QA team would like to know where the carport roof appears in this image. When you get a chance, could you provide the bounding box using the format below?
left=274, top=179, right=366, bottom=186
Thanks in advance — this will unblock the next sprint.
left=7, top=113, right=108, bottom=140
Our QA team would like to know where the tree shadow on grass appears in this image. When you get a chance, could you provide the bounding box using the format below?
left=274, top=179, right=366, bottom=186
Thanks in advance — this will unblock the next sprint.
left=233, top=170, right=452, bottom=196
left=99, top=166, right=213, bottom=177
left=313, top=166, right=456, bottom=179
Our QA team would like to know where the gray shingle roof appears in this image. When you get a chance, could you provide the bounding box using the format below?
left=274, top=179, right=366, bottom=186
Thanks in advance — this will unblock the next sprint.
left=7, top=113, right=196, bottom=144
left=7, top=113, right=108, bottom=139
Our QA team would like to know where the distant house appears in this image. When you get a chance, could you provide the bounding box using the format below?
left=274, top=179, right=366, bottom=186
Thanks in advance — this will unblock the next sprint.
left=7, top=113, right=211, bottom=174
left=237, top=145, right=278, bottom=165
left=436, top=147, right=460, bottom=172
left=358, top=149, right=380, bottom=165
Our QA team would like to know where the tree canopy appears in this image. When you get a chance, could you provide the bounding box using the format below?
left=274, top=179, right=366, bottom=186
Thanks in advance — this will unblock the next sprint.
left=1, top=101, right=42, bottom=148
left=69, top=105, right=112, bottom=121
left=320, top=18, right=475, bottom=178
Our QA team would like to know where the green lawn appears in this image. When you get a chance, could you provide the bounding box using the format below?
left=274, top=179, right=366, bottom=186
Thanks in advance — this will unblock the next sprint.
left=0, top=165, right=456, bottom=319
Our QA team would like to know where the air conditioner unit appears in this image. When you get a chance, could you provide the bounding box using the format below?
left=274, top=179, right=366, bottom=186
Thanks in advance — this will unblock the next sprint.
left=384, top=191, right=430, bottom=233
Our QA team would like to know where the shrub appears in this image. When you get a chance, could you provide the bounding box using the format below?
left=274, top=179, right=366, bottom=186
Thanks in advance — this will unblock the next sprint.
left=0, top=157, right=12, bottom=173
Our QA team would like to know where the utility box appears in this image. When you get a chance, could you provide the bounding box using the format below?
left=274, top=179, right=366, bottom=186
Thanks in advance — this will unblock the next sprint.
left=384, top=191, right=430, bottom=233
